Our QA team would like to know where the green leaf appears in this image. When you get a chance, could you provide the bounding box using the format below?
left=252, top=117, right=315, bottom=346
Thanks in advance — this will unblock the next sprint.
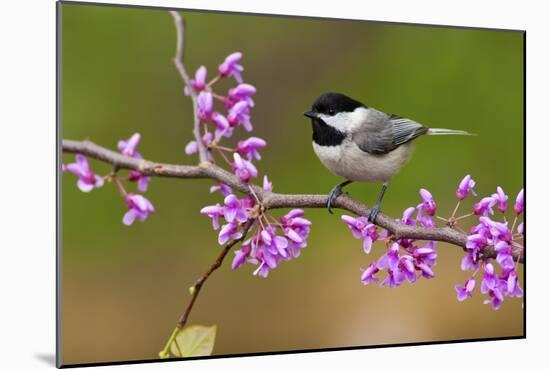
left=170, top=325, right=217, bottom=357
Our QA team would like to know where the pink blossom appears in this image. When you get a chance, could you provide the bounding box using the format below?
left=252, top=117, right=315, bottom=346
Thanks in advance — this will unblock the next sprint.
left=263, top=175, right=273, bottom=192
left=456, top=174, right=476, bottom=200
left=210, top=182, right=232, bottom=196
left=237, top=137, right=266, bottom=160
left=123, top=193, right=155, bottom=225
left=492, top=186, right=508, bottom=212
left=218, top=222, right=243, bottom=245
left=200, top=204, right=224, bottom=230
left=65, top=154, right=104, bottom=192
left=197, top=91, right=213, bottom=121
left=455, top=278, right=476, bottom=301
left=118, top=133, right=141, bottom=157
left=419, top=188, right=437, bottom=216
left=227, top=101, right=252, bottom=131
left=514, top=189, right=524, bottom=214
left=218, top=52, right=244, bottom=82
left=185, top=132, right=213, bottom=157
left=191, top=66, right=207, bottom=92
left=473, top=197, right=497, bottom=216
left=341, top=214, right=378, bottom=254
left=232, top=153, right=258, bottom=182
left=401, top=207, right=416, bottom=226
left=361, top=263, right=380, bottom=285
left=211, top=112, right=230, bottom=140
left=127, top=170, right=151, bottom=192
left=223, top=194, right=248, bottom=223
left=226, top=83, right=256, bottom=108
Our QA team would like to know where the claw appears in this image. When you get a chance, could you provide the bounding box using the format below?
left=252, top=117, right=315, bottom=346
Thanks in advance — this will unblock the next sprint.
left=368, top=205, right=380, bottom=223
left=368, top=181, right=390, bottom=223
left=326, top=180, right=352, bottom=215
left=327, top=187, right=341, bottom=214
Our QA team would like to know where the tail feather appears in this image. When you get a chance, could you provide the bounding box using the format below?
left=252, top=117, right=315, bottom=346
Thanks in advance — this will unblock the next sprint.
left=427, top=128, right=475, bottom=136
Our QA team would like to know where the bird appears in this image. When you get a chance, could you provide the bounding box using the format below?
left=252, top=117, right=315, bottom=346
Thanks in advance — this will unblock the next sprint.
left=304, top=92, right=472, bottom=222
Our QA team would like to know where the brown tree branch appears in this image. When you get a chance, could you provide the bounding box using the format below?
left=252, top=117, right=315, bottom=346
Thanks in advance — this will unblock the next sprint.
left=62, top=138, right=524, bottom=263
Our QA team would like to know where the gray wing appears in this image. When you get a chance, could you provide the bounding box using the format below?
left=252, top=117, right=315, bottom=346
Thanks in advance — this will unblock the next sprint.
left=352, top=109, right=429, bottom=154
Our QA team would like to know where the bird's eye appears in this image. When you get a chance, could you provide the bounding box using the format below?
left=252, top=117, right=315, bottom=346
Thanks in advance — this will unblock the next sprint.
left=328, top=109, right=336, bottom=116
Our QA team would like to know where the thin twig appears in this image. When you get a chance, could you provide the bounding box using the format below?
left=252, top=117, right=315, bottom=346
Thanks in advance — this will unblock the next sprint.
left=451, top=201, right=461, bottom=219
left=177, top=219, right=254, bottom=328
left=158, top=220, right=255, bottom=358
left=62, top=138, right=524, bottom=264
left=169, top=11, right=191, bottom=87
left=169, top=11, right=209, bottom=163
left=454, top=212, right=474, bottom=221
left=112, top=176, right=127, bottom=197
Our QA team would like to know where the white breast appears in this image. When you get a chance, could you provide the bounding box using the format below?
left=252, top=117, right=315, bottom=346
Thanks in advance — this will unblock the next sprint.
left=312, top=140, right=412, bottom=183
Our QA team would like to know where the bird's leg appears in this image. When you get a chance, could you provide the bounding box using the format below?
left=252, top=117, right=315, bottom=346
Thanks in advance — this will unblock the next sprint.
left=368, top=181, right=390, bottom=223
left=327, top=180, right=352, bottom=214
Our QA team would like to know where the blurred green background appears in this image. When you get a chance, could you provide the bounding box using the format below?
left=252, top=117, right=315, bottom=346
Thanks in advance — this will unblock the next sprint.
left=60, top=2, right=524, bottom=366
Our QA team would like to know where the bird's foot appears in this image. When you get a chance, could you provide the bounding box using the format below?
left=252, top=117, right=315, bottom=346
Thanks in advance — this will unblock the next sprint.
left=368, top=204, right=380, bottom=223
left=327, top=186, right=344, bottom=214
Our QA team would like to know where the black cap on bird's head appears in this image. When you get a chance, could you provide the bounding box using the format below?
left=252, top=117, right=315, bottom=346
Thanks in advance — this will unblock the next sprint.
left=304, top=92, right=365, bottom=119
left=304, top=93, right=366, bottom=146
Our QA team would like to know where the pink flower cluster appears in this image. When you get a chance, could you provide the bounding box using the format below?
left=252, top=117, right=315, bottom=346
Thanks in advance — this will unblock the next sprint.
left=192, top=52, right=312, bottom=277
left=341, top=176, right=524, bottom=310
left=342, top=189, right=439, bottom=288
left=455, top=176, right=524, bottom=310
left=184, top=52, right=267, bottom=184
left=233, top=211, right=311, bottom=278
left=201, top=178, right=311, bottom=277
left=64, top=51, right=311, bottom=272
left=184, top=52, right=257, bottom=148
left=64, top=133, right=155, bottom=226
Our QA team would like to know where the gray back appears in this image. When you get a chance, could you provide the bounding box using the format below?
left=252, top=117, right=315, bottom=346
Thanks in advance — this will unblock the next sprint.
left=352, top=108, right=429, bottom=154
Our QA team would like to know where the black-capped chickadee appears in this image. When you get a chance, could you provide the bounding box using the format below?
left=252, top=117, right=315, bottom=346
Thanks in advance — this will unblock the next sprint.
left=304, top=92, right=472, bottom=222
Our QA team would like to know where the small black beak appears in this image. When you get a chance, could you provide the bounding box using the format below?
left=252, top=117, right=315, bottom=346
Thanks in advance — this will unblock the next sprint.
left=304, top=111, right=318, bottom=119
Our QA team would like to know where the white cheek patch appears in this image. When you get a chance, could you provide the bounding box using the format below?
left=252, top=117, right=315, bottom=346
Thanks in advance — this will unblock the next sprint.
left=319, top=107, right=369, bottom=133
